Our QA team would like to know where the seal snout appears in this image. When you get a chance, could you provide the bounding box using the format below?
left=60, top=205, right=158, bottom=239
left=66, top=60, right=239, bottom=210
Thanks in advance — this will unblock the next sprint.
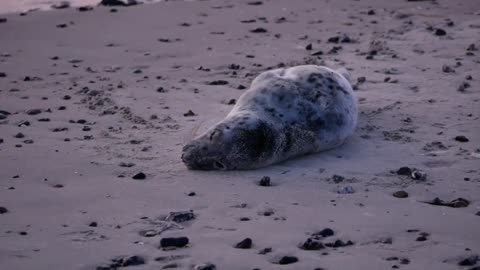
left=181, top=144, right=226, bottom=170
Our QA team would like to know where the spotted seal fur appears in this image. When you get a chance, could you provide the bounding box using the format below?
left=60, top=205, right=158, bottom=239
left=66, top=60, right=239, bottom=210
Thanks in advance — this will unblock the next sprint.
left=181, top=65, right=358, bottom=170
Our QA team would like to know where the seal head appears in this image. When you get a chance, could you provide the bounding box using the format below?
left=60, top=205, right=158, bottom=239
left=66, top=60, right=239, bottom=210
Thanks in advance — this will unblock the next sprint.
left=181, top=114, right=277, bottom=170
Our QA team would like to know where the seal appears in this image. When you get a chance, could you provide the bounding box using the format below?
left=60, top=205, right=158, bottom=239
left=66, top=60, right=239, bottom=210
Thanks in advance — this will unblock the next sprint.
left=181, top=65, right=358, bottom=170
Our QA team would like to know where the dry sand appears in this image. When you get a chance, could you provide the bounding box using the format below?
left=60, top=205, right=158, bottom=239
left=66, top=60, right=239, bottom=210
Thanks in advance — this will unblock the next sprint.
left=0, top=0, right=479, bottom=269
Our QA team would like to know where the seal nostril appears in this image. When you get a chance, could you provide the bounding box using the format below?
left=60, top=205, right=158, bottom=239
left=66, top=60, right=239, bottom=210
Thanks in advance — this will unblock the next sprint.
left=213, top=160, right=225, bottom=170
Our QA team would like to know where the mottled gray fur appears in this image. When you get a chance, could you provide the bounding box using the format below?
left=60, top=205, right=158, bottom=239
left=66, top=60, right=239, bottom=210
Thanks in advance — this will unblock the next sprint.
left=182, top=65, right=358, bottom=170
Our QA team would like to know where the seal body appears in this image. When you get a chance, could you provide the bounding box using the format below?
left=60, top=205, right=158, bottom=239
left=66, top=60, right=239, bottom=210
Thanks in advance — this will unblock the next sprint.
left=181, top=65, right=358, bottom=170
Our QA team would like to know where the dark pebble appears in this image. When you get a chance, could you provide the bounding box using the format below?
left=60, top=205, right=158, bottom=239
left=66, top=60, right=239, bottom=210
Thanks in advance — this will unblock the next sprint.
left=26, top=109, right=42, bottom=115
left=193, top=263, right=216, bottom=270
left=183, top=110, right=196, bottom=117
left=300, top=238, right=324, bottom=250
left=396, top=166, right=412, bottom=175
left=89, top=222, right=98, bottom=227
left=0, top=206, right=8, bottom=214
left=278, top=256, right=298, bottom=265
left=393, top=191, right=409, bottom=198
left=250, top=27, right=268, bottom=33
left=416, top=236, right=428, bottom=241
left=434, top=28, right=447, bottom=36
left=305, top=43, right=313, bottom=50
left=258, top=176, right=271, bottom=187
left=458, top=255, right=479, bottom=266
left=78, top=6, right=93, bottom=12
left=258, top=247, right=272, bottom=255
left=207, top=80, right=229, bottom=85
left=0, top=18, right=7, bottom=23
left=100, top=0, right=138, bottom=6
left=14, top=133, right=25, bottom=139
left=53, top=184, right=64, bottom=188
left=314, top=228, right=334, bottom=238
left=105, top=255, right=146, bottom=269
left=235, top=238, right=253, bottom=249
left=160, top=237, right=189, bottom=248
left=166, top=210, right=195, bottom=223
left=237, top=84, right=247, bottom=90
left=455, top=135, right=469, bottom=142
left=187, top=192, right=196, bottom=196
left=132, top=172, right=146, bottom=180
left=325, top=239, right=354, bottom=248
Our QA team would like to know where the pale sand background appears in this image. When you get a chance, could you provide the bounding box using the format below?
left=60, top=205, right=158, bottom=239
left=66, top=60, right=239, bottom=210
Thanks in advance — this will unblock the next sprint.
left=0, top=0, right=479, bottom=269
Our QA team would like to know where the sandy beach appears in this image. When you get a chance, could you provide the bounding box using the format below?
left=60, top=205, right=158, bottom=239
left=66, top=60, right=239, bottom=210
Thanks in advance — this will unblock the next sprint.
left=1, top=0, right=479, bottom=269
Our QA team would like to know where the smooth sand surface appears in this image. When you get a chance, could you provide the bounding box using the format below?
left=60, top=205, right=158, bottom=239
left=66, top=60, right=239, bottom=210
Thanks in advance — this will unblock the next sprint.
left=1, top=0, right=479, bottom=269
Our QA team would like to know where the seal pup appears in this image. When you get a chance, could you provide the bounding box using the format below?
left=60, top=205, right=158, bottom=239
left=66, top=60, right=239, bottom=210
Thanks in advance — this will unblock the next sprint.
left=181, top=65, right=358, bottom=170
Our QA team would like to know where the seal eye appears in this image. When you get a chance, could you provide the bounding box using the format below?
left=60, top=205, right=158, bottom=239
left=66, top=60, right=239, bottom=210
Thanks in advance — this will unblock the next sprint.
left=213, top=160, right=225, bottom=170
left=210, top=130, right=218, bottom=141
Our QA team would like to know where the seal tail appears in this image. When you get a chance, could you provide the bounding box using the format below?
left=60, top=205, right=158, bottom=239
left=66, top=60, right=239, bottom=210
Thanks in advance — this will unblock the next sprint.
left=336, top=67, right=352, bottom=84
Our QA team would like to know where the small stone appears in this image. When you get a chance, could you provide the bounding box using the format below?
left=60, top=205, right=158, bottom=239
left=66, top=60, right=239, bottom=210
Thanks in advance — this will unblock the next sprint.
left=207, top=80, right=229, bottom=85
left=325, top=239, right=354, bottom=248
left=411, top=170, right=427, bottom=181
left=160, top=237, right=189, bottom=248
left=278, top=256, right=298, bottom=265
left=165, top=210, right=195, bottom=223
left=89, top=222, right=98, bottom=227
left=434, top=28, right=447, bottom=36
left=337, top=186, right=355, bottom=194
left=17, top=120, right=30, bottom=127
left=78, top=6, right=93, bottom=12
left=235, top=238, right=253, bottom=249
left=367, top=9, right=376, bottom=15
left=132, top=172, right=146, bottom=180
left=119, top=162, right=135, bottom=167
left=458, top=255, right=479, bottom=266
left=442, top=65, right=455, bottom=73
left=53, top=184, right=64, bottom=188
left=100, top=0, right=138, bottom=6
left=193, top=263, right=217, bottom=270
left=258, top=176, right=271, bottom=187
left=139, top=229, right=157, bottom=237
left=237, top=84, right=247, bottom=90
left=416, top=236, right=428, bottom=242
left=393, top=191, right=409, bottom=198
left=14, top=133, right=25, bottom=139
left=227, top=99, right=236, bottom=105
left=305, top=43, right=313, bottom=50
left=300, top=238, right=324, bottom=250
left=314, top=228, right=334, bottom=238
left=109, top=255, right=146, bottom=268
left=0, top=18, right=7, bottom=23
left=458, top=82, right=471, bottom=92
left=0, top=207, right=8, bottom=214
left=258, top=247, right=272, bottom=255
left=396, top=167, right=412, bottom=176
left=183, top=110, right=196, bottom=117
left=455, top=135, right=469, bottom=142
left=187, top=192, right=196, bottom=196
left=250, top=27, right=268, bottom=33
left=26, top=109, right=42, bottom=115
